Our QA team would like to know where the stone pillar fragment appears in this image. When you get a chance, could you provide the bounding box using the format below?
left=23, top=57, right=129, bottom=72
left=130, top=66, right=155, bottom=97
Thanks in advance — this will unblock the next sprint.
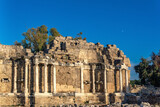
left=119, top=69, right=123, bottom=92
left=104, top=66, right=107, bottom=93
left=13, top=63, right=17, bottom=93
left=53, top=65, right=56, bottom=93
left=80, top=65, right=84, bottom=93
left=44, top=63, right=48, bottom=93
left=125, top=70, right=129, bottom=93
left=35, top=58, right=39, bottom=94
left=25, top=59, right=29, bottom=95
left=92, top=65, right=96, bottom=93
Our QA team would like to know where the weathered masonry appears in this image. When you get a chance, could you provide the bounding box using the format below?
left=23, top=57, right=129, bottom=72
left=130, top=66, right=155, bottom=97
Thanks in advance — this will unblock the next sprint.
left=0, top=36, right=131, bottom=106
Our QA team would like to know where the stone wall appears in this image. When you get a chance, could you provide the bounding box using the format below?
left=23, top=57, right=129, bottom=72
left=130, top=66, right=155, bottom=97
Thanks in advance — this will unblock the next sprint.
left=83, top=69, right=92, bottom=93
left=0, top=60, right=12, bottom=93
left=56, top=66, right=81, bottom=93
left=0, top=36, right=131, bottom=106
left=107, top=70, right=115, bottom=93
left=0, top=95, right=25, bottom=106
left=0, top=44, right=25, bottom=59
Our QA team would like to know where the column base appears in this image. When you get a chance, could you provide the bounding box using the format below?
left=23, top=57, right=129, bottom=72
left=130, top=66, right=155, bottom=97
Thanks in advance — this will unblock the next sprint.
left=24, top=92, right=29, bottom=96
left=34, top=93, right=53, bottom=96
left=13, top=91, right=17, bottom=93
left=53, top=91, right=56, bottom=94
left=80, top=90, right=84, bottom=93
left=104, top=93, right=109, bottom=104
left=114, top=92, right=125, bottom=103
left=44, top=92, right=48, bottom=94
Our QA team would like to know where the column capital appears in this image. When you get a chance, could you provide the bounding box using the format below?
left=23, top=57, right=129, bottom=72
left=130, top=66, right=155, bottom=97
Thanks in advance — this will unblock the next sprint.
left=80, top=65, right=84, bottom=68
left=92, top=64, right=96, bottom=71
left=14, top=63, right=17, bottom=67
left=44, top=62, right=48, bottom=66
left=119, top=63, right=128, bottom=70
left=44, top=59, right=48, bottom=64
left=25, top=59, right=29, bottom=65
left=104, top=64, right=107, bottom=70
left=35, top=58, right=39, bottom=65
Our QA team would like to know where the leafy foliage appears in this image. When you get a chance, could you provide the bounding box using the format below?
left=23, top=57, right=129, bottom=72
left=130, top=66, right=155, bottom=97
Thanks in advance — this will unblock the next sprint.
left=21, top=25, right=62, bottom=52
left=74, top=32, right=86, bottom=40
left=48, top=28, right=61, bottom=44
left=22, top=25, right=48, bottom=52
left=134, top=51, right=160, bottom=87
left=130, top=80, right=141, bottom=87
left=14, top=40, right=21, bottom=46
left=21, top=25, right=86, bottom=52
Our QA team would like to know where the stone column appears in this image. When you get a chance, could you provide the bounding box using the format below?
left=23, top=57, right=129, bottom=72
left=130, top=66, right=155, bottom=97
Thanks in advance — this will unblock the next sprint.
left=104, top=66, right=107, bottom=93
left=80, top=65, right=84, bottom=93
left=35, top=58, right=39, bottom=94
left=44, top=62, right=48, bottom=93
left=92, top=65, right=96, bottom=93
left=25, top=59, right=29, bottom=95
left=125, top=70, right=129, bottom=93
left=24, top=59, right=29, bottom=106
left=53, top=65, right=56, bottom=93
left=13, top=63, right=17, bottom=93
left=119, top=69, right=123, bottom=92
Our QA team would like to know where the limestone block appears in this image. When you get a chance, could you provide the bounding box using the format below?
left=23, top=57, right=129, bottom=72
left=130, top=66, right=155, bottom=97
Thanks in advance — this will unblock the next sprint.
left=0, top=60, right=3, bottom=64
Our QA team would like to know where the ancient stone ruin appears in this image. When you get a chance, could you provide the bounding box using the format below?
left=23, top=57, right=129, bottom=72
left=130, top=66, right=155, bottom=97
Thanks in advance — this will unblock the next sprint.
left=0, top=36, right=131, bottom=106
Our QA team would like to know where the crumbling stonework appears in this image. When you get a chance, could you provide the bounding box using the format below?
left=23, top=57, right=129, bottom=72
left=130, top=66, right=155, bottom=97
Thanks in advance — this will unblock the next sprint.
left=0, top=36, right=131, bottom=106
left=126, top=85, right=160, bottom=105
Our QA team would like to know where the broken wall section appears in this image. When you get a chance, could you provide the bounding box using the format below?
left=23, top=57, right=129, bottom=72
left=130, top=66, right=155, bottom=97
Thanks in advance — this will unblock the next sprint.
left=0, top=44, right=25, bottom=59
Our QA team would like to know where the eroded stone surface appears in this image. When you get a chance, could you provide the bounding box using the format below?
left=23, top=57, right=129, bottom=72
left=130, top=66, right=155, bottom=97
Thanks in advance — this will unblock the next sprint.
left=0, top=37, right=131, bottom=106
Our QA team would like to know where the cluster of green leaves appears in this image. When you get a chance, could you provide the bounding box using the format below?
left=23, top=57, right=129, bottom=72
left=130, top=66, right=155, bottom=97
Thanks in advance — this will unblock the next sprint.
left=73, top=32, right=86, bottom=40
left=48, top=28, right=61, bottom=44
left=21, top=25, right=61, bottom=52
left=130, top=80, right=141, bottom=87
left=14, top=40, right=21, bottom=46
left=134, top=51, right=160, bottom=87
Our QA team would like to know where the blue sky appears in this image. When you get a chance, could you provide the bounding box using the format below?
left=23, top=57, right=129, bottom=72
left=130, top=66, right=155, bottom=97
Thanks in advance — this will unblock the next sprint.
left=0, top=0, right=160, bottom=80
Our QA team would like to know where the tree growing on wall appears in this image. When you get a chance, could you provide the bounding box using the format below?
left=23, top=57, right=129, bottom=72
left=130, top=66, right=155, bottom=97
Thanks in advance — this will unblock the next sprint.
left=134, top=51, right=160, bottom=87
left=21, top=25, right=62, bottom=52
left=14, top=40, right=21, bottom=46
left=22, top=25, right=48, bottom=52
left=21, top=25, right=85, bottom=52
left=74, top=32, right=86, bottom=40
left=48, top=28, right=61, bottom=44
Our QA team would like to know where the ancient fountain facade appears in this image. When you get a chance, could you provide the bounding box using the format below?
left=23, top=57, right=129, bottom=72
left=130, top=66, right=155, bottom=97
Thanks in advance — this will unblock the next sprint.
left=0, top=36, right=131, bottom=106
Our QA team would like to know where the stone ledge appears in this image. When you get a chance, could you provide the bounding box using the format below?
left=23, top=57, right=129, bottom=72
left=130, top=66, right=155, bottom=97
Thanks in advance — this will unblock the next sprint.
left=114, top=92, right=125, bottom=96
left=75, top=93, right=104, bottom=97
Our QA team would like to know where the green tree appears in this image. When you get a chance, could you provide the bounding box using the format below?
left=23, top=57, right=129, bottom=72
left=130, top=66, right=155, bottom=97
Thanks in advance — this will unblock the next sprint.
left=135, top=51, right=160, bottom=87
left=149, top=52, right=160, bottom=86
left=130, top=80, right=141, bottom=87
left=21, top=25, right=48, bottom=52
left=74, top=32, right=83, bottom=40
left=48, top=28, right=61, bottom=44
left=134, top=58, right=151, bottom=85
left=14, top=40, right=21, bottom=46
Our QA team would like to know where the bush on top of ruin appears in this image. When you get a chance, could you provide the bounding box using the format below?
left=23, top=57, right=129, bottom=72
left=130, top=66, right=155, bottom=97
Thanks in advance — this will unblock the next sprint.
left=18, top=25, right=86, bottom=52
left=73, top=32, right=86, bottom=40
